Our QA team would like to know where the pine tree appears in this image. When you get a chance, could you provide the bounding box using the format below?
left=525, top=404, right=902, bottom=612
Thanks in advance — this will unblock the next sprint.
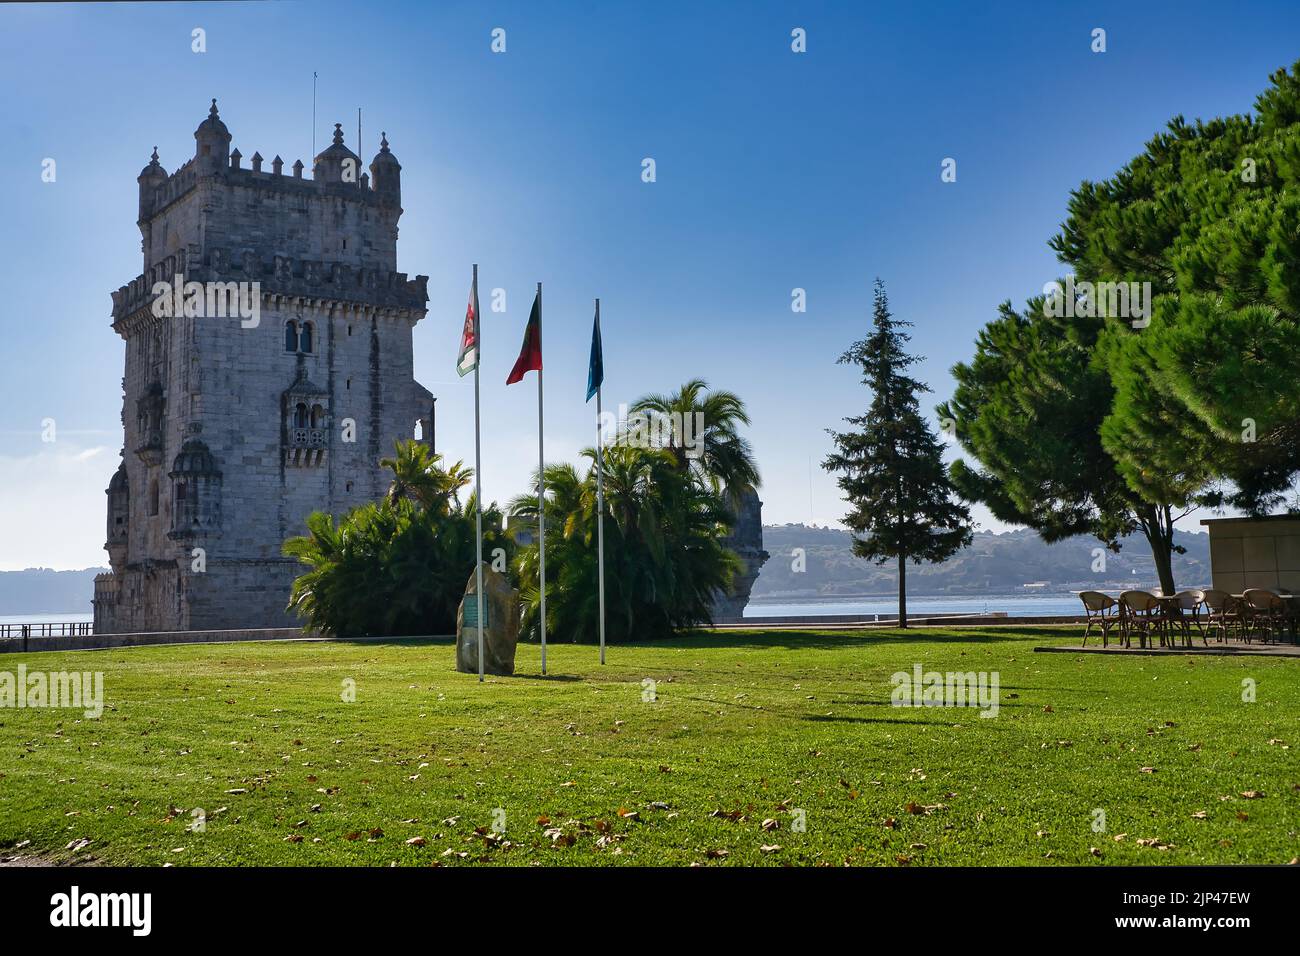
left=823, top=280, right=972, bottom=627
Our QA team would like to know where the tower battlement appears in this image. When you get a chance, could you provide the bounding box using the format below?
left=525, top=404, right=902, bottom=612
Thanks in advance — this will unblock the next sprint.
left=135, top=100, right=406, bottom=278
left=139, top=129, right=400, bottom=221
left=110, top=247, right=429, bottom=326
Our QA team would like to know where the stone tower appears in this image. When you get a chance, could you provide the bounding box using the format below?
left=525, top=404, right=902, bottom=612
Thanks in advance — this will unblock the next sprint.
left=711, top=489, right=770, bottom=621
left=93, top=101, right=434, bottom=633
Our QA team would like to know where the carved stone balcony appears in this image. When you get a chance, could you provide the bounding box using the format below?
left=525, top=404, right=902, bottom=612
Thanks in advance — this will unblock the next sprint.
left=134, top=429, right=164, bottom=467
left=285, top=427, right=328, bottom=467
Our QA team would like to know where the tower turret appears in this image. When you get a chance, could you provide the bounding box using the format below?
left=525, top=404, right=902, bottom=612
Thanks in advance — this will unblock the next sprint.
left=369, top=132, right=402, bottom=206
left=137, top=146, right=166, bottom=221
left=194, top=98, right=231, bottom=174
left=313, top=123, right=362, bottom=184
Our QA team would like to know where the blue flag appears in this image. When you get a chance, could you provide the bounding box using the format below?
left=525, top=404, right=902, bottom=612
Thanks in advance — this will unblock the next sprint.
left=586, top=305, right=603, bottom=402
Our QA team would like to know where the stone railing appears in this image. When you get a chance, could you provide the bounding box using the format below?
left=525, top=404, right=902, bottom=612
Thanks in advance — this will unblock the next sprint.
left=290, top=427, right=328, bottom=448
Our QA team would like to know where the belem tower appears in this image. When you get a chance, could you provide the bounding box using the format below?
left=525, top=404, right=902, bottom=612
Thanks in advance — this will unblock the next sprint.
left=93, top=101, right=434, bottom=633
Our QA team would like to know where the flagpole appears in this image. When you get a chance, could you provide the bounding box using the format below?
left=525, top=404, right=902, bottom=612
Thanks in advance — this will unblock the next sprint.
left=536, top=282, right=547, bottom=675
left=595, top=298, right=606, bottom=665
left=472, top=264, right=485, bottom=683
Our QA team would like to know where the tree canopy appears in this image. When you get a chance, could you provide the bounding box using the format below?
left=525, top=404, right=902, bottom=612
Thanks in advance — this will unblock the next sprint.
left=942, top=59, right=1300, bottom=594
left=1051, top=59, right=1300, bottom=513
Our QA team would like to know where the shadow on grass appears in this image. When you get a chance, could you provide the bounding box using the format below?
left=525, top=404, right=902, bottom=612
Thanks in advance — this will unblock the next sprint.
left=328, top=635, right=455, bottom=647
left=801, top=713, right=948, bottom=727
left=623, top=626, right=1077, bottom=652
left=506, top=672, right=585, bottom=683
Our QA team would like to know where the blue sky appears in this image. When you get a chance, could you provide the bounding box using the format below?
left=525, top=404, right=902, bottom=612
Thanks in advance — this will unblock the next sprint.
left=1, top=0, right=1299, bottom=570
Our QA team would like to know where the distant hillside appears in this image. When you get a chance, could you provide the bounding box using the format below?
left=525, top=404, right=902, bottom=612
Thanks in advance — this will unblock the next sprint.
left=752, top=524, right=1211, bottom=599
left=0, top=568, right=103, bottom=616
left=0, top=526, right=1213, bottom=616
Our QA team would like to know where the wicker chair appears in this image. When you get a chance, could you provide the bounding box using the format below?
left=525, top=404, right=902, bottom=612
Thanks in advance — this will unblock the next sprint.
left=1242, top=589, right=1287, bottom=644
left=1169, top=589, right=1207, bottom=647
left=1079, top=591, right=1119, bottom=647
left=1202, top=589, right=1241, bottom=643
left=1119, top=590, right=1163, bottom=649
left=1277, top=588, right=1299, bottom=642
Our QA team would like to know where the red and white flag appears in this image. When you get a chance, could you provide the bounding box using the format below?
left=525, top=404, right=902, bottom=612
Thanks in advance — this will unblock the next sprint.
left=456, top=274, right=480, bottom=377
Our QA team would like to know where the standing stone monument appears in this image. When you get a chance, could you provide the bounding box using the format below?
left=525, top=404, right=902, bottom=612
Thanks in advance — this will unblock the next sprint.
left=456, top=563, right=521, bottom=676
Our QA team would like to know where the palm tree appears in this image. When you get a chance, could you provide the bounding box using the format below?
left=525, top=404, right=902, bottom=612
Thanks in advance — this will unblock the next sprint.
left=284, top=444, right=510, bottom=637
left=380, top=439, right=472, bottom=515
left=630, top=379, right=760, bottom=500
left=508, top=443, right=739, bottom=644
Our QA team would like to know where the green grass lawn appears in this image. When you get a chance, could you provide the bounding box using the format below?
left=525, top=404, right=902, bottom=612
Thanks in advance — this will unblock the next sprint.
left=1, top=626, right=1297, bottom=866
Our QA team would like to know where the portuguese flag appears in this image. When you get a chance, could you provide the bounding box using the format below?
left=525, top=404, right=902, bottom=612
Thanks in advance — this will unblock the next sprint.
left=506, top=292, right=543, bottom=384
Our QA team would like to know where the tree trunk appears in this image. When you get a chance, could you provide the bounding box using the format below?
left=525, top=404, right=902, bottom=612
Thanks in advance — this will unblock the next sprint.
left=898, top=552, right=908, bottom=629
left=1137, top=503, right=1178, bottom=596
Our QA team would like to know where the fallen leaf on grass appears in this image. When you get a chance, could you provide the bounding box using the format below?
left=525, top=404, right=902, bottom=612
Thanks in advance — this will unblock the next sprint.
left=760, top=844, right=781, bottom=854
left=1136, top=838, right=1175, bottom=850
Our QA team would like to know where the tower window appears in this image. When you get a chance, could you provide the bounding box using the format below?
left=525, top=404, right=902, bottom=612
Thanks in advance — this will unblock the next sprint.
left=300, top=322, right=314, bottom=353
left=284, top=320, right=298, bottom=352
left=294, top=402, right=308, bottom=429
left=149, top=478, right=160, bottom=516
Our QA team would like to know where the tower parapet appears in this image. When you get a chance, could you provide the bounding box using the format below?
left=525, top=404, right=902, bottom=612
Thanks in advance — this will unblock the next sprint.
left=134, top=100, right=409, bottom=273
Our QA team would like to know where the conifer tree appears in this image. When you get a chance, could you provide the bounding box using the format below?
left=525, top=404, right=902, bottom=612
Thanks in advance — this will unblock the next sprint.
left=823, top=280, right=972, bottom=627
